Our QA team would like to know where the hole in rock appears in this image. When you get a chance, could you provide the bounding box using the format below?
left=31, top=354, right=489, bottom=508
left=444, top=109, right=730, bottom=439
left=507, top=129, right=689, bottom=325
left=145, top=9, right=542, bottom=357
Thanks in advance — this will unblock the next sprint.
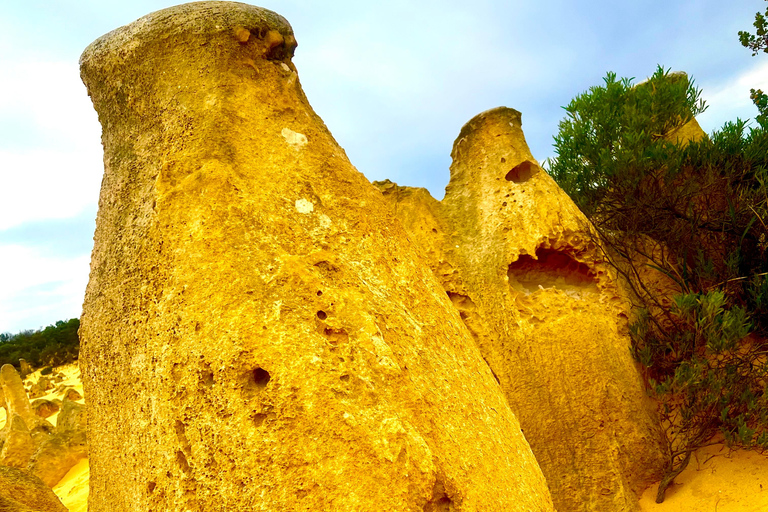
left=176, top=450, right=191, bottom=475
left=200, top=366, right=214, bottom=388
left=147, top=481, right=156, bottom=493
left=252, top=368, right=271, bottom=389
left=253, top=413, right=268, bottom=427
left=316, top=310, right=327, bottom=320
left=316, top=290, right=323, bottom=296
left=340, top=374, right=350, bottom=382
left=174, top=420, right=191, bottom=453
left=508, top=247, right=598, bottom=297
left=505, top=160, right=538, bottom=183
left=425, top=480, right=453, bottom=512
left=324, top=327, right=349, bottom=345
left=314, top=260, right=339, bottom=276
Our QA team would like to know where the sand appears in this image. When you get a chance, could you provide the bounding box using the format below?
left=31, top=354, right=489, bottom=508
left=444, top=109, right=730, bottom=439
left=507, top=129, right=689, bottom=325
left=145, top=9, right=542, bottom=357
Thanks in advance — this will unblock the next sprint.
left=53, top=458, right=89, bottom=512
left=639, top=444, right=768, bottom=512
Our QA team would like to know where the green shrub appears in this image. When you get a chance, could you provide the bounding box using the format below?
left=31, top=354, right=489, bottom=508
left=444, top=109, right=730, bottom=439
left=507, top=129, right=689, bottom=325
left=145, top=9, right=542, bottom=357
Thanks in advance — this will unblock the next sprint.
left=547, top=66, right=768, bottom=502
left=0, top=318, right=80, bottom=370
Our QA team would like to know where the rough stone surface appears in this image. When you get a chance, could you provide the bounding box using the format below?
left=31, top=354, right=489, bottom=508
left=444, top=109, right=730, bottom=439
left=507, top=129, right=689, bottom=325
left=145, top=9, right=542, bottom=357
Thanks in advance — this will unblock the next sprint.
left=63, top=389, right=82, bottom=402
left=0, top=465, right=68, bottom=512
left=0, top=365, right=42, bottom=469
left=30, top=400, right=60, bottom=420
left=79, top=3, right=554, bottom=512
left=28, top=400, right=88, bottom=487
left=375, top=107, right=667, bottom=511
left=0, top=414, right=35, bottom=468
left=1, top=365, right=36, bottom=425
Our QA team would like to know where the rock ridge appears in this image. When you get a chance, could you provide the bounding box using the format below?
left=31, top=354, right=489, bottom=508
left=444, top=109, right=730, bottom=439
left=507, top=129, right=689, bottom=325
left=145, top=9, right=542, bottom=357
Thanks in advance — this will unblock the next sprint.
left=376, top=106, right=668, bottom=512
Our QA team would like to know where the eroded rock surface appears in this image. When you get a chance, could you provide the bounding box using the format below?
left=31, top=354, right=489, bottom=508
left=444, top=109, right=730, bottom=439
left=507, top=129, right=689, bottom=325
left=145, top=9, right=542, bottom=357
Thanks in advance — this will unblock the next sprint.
left=79, top=3, right=554, bottom=511
left=0, top=465, right=68, bottom=512
left=1, top=364, right=40, bottom=468
left=1, top=364, right=87, bottom=489
left=376, top=107, right=667, bottom=511
left=28, top=400, right=88, bottom=487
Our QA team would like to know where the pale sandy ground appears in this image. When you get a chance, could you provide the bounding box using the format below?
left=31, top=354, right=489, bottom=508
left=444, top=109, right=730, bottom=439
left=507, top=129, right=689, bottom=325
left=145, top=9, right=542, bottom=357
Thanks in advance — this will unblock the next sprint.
left=639, top=444, right=768, bottom=512
left=53, top=458, right=89, bottom=512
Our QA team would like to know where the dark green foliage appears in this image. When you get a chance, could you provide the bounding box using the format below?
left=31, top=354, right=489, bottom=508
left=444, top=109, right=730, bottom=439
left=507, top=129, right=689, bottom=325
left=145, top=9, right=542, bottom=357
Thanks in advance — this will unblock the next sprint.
left=739, top=0, right=768, bottom=128
left=549, top=66, right=707, bottom=217
left=39, top=366, right=53, bottom=376
left=631, top=291, right=766, bottom=501
left=0, top=319, right=80, bottom=369
left=547, top=67, right=768, bottom=502
left=739, top=1, right=768, bottom=55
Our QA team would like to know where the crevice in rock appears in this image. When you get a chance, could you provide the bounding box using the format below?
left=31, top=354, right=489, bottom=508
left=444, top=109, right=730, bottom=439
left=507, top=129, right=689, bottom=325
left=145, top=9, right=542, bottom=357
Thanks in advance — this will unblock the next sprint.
left=424, top=478, right=453, bottom=512
left=508, top=247, right=598, bottom=298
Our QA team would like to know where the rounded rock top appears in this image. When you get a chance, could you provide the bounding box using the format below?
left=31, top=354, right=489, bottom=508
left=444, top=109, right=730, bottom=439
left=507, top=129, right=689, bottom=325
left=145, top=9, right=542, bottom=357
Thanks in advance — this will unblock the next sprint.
left=80, top=1, right=296, bottom=69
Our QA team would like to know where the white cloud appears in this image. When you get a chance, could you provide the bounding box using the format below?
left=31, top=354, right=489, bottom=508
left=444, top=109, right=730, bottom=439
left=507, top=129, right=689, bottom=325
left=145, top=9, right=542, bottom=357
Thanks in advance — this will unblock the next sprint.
left=0, top=60, right=103, bottom=230
left=697, top=59, right=768, bottom=132
left=0, top=244, right=90, bottom=332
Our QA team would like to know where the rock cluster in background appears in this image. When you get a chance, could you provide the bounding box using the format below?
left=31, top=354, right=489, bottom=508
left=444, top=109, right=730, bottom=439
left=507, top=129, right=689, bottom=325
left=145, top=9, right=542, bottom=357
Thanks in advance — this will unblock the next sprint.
left=0, top=364, right=87, bottom=489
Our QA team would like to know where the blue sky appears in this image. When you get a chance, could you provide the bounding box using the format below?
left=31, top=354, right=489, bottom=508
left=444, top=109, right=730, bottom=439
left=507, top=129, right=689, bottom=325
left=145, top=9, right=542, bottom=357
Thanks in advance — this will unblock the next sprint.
left=1, top=0, right=766, bottom=333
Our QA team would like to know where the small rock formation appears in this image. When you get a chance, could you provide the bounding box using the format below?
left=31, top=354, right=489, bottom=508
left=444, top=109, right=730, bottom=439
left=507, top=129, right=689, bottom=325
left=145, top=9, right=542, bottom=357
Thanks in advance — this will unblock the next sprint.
left=31, top=400, right=60, bottom=420
left=0, top=465, right=68, bottom=512
left=0, top=364, right=87, bottom=489
left=0, top=414, right=36, bottom=468
left=375, top=107, right=667, bottom=511
left=1, top=365, right=37, bottom=425
left=28, top=400, right=88, bottom=488
left=28, top=376, right=55, bottom=400
left=64, top=389, right=82, bottom=402
left=78, top=3, right=554, bottom=512
left=0, top=364, right=41, bottom=468
left=19, top=360, right=33, bottom=380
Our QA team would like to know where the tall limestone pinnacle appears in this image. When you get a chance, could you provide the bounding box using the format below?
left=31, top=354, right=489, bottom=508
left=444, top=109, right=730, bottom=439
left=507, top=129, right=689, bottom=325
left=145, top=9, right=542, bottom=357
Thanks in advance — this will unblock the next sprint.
left=376, top=107, right=668, bottom=511
left=79, top=3, right=554, bottom=511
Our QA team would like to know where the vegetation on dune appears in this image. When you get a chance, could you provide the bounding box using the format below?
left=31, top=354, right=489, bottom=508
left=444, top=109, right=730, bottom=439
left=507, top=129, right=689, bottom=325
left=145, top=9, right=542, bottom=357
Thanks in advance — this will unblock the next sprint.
left=0, top=318, right=80, bottom=370
left=546, top=11, right=768, bottom=499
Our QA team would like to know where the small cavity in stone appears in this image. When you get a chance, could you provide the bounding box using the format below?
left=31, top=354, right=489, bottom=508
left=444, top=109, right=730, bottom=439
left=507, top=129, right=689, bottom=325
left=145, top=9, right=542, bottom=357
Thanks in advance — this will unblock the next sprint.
left=505, top=160, right=538, bottom=183
left=250, top=368, right=270, bottom=390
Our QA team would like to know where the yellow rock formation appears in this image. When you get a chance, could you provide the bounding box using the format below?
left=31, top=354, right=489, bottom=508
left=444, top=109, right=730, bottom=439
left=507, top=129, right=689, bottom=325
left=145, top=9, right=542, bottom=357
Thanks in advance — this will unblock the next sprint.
left=376, top=107, right=668, bottom=511
left=79, top=3, right=554, bottom=511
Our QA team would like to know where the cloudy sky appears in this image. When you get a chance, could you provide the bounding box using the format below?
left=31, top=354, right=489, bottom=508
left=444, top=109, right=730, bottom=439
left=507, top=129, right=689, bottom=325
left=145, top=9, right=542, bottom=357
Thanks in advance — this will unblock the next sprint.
left=1, top=0, right=766, bottom=333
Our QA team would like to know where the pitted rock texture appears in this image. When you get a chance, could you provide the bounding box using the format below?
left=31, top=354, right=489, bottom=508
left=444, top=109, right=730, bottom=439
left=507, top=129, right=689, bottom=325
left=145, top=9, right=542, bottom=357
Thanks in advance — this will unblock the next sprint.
left=0, top=465, right=67, bottom=512
left=79, top=3, right=554, bottom=511
left=375, top=107, right=667, bottom=512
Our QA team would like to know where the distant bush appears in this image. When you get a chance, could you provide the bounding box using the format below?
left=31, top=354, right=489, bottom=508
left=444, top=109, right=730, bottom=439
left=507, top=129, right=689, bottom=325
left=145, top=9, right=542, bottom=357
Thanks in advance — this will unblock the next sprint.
left=0, top=318, right=80, bottom=369
left=40, top=366, right=53, bottom=376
